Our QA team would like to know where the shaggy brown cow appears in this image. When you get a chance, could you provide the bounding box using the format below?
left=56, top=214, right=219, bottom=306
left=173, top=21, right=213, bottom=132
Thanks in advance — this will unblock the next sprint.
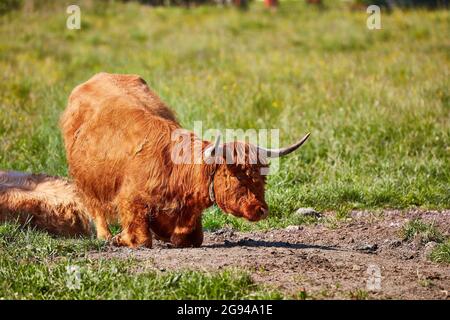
left=59, top=72, right=309, bottom=248
left=1, top=72, right=309, bottom=248
left=0, top=170, right=92, bottom=236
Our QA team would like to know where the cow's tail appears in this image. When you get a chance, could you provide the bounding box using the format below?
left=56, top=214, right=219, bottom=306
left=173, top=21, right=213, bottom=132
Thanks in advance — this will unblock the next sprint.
left=0, top=170, right=94, bottom=237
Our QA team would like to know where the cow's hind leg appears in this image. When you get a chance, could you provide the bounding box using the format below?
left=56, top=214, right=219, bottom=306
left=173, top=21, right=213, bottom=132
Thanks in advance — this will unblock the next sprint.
left=112, top=198, right=152, bottom=248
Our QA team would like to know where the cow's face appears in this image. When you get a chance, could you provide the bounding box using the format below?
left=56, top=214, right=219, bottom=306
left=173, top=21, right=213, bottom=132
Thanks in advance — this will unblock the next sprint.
left=204, top=133, right=310, bottom=222
left=213, top=142, right=269, bottom=222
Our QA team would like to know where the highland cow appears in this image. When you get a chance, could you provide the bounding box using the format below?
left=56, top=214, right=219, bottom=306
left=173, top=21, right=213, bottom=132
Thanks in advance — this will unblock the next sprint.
left=0, top=170, right=92, bottom=236
left=1, top=72, right=309, bottom=249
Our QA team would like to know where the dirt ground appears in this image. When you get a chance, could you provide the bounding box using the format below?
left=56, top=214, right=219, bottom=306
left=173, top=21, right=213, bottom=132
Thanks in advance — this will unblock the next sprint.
left=89, top=210, right=450, bottom=299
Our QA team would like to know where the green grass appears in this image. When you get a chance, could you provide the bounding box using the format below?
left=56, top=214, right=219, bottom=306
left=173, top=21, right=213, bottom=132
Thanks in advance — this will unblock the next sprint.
left=400, top=218, right=445, bottom=243
left=0, top=223, right=283, bottom=299
left=1, top=1, right=448, bottom=230
left=0, top=1, right=449, bottom=299
left=429, top=240, right=450, bottom=264
left=401, top=219, right=450, bottom=263
left=400, top=218, right=449, bottom=264
left=348, top=289, right=369, bottom=300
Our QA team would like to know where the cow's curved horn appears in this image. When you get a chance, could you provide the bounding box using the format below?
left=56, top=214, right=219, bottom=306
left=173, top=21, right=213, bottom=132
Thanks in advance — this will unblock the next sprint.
left=203, top=134, right=222, bottom=159
left=258, top=133, right=310, bottom=158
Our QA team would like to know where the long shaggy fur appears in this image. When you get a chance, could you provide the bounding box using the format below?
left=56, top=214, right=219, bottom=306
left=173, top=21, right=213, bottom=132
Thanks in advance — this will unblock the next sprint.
left=0, top=171, right=92, bottom=236
left=1, top=72, right=269, bottom=248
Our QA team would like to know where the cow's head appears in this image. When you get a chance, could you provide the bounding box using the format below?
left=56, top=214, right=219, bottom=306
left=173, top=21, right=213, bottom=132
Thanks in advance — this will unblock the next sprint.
left=204, top=133, right=310, bottom=222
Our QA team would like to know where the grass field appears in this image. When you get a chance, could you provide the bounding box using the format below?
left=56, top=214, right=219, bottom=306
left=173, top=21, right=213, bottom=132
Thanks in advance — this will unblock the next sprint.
left=0, top=1, right=449, bottom=299
left=0, top=223, right=284, bottom=299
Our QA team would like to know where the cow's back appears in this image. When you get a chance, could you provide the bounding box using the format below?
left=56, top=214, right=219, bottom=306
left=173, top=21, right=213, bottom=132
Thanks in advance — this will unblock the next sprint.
left=60, top=73, right=179, bottom=205
left=61, top=73, right=176, bottom=149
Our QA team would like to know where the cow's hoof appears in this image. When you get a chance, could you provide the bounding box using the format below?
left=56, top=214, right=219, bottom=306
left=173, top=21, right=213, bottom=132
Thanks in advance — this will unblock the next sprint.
left=110, top=233, right=152, bottom=249
left=110, top=234, right=124, bottom=247
left=170, top=233, right=203, bottom=248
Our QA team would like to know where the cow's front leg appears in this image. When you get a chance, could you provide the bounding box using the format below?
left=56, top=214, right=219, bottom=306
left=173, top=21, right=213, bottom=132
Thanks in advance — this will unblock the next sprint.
left=112, top=198, right=152, bottom=248
left=94, top=214, right=112, bottom=240
left=83, top=199, right=112, bottom=240
left=170, top=215, right=203, bottom=248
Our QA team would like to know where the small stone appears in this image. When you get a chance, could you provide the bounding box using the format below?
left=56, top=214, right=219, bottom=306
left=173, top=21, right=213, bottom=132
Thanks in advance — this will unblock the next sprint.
left=285, top=225, right=302, bottom=232
left=389, top=222, right=401, bottom=228
left=213, top=227, right=235, bottom=237
left=357, top=243, right=378, bottom=253
left=295, top=207, right=322, bottom=218
left=352, top=264, right=362, bottom=271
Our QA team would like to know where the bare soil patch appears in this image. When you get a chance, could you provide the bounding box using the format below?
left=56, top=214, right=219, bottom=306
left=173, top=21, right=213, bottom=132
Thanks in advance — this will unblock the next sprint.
left=89, top=210, right=450, bottom=299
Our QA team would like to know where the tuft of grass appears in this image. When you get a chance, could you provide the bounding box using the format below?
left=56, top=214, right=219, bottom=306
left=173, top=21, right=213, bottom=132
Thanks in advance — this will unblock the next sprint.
left=297, top=289, right=308, bottom=300
left=400, top=219, right=445, bottom=244
left=348, top=289, right=369, bottom=300
left=418, top=278, right=433, bottom=288
left=429, top=240, right=450, bottom=264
